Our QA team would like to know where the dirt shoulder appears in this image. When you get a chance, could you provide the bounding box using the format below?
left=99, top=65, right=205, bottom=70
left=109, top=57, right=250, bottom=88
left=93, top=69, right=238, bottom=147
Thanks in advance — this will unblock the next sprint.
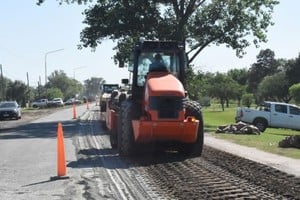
left=0, top=108, right=58, bottom=130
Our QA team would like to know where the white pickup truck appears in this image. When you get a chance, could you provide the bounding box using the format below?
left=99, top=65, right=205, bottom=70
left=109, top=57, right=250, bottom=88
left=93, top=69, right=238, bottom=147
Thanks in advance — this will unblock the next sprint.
left=31, top=99, right=48, bottom=108
left=235, top=101, right=300, bottom=132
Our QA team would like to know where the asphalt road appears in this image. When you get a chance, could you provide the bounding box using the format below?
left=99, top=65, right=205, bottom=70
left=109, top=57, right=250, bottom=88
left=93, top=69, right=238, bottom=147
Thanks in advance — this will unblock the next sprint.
left=0, top=104, right=156, bottom=200
left=0, top=105, right=88, bottom=200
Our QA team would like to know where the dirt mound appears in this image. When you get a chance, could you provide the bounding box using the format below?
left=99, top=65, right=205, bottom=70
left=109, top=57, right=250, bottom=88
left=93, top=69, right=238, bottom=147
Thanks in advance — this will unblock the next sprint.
left=216, top=121, right=261, bottom=135
left=279, top=135, right=300, bottom=149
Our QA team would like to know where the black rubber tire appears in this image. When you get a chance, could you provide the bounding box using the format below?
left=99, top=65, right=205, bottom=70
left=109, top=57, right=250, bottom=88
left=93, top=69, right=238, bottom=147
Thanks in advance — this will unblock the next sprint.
left=117, top=99, right=140, bottom=156
left=110, top=133, right=118, bottom=149
left=109, top=114, right=119, bottom=149
left=179, top=100, right=204, bottom=156
left=253, top=118, right=267, bottom=132
left=100, top=103, right=106, bottom=112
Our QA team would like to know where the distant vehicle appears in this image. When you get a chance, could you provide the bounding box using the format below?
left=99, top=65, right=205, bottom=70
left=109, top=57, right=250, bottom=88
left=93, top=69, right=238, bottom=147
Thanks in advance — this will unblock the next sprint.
left=0, top=101, right=22, bottom=120
left=236, top=101, right=300, bottom=132
left=48, top=98, right=64, bottom=107
left=31, top=99, right=48, bottom=108
left=100, top=84, right=119, bottom=112
left=64, top=98, right=82, bottom=105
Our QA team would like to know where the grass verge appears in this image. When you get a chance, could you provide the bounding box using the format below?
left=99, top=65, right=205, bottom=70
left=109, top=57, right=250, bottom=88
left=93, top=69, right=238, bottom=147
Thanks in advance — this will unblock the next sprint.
left=202, top=106, right=300, bottom=159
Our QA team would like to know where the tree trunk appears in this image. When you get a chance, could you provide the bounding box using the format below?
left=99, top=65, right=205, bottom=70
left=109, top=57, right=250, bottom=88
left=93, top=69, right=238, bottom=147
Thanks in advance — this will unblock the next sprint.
left=226, top=98, right=229, bottom=108
left=220, top=99, right=225, bottom=111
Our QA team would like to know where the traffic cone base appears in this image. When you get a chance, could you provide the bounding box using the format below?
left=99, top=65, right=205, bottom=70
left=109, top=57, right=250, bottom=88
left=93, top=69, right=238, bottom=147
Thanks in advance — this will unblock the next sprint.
left=50, top=175, right=69, bottom=181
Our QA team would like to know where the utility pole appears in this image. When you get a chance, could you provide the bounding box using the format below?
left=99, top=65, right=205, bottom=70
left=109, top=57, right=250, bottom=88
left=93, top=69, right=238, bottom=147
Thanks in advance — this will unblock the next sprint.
left=0, top=64, right=4, bottom=101
left=27, top=72, right=30, bottom=107
left=38, top=76, right=41, bottom=98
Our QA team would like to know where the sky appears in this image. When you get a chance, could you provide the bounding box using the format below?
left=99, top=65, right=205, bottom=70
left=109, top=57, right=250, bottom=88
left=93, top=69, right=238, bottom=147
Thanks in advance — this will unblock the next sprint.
left=0, top=1, right=299, bottom=87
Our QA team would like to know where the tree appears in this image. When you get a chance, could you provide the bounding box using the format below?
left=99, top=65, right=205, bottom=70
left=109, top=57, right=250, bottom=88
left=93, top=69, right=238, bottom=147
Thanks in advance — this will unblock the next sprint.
left=247, top=49, right=280, bottom=94
left=6, top=80, right=27, bottom=106
left=185, top=67, right=204, bottom=100
left=206, top=72, right=240, bottom=111
left=289, top=83, right=300, bottom=104
left=241, top=93, right=254, bottom=108
left=46, top=70, right=84, bottom=99
left=47, top=88, right=64, bottom=100
left=37, top=0, right=279, bottom=67
left=286, top=54, right=300, bottom=86
left=227, top=68, right=248, bottom=105
left=84, top=77, right=105, bottom=100
left=0, top=76, right=12, bottom=101
left=227, top=68, right=248, bottom=86
left=257, top=72, right=291, bottom=103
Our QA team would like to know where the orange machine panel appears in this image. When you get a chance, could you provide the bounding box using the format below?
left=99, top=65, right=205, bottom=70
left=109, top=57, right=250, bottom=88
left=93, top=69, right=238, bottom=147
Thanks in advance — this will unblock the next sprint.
left=106, top=109, right=117, bottom=131
left=146, top=72, right=185, bottom=97
left=132, top=119, right=199, bottom=143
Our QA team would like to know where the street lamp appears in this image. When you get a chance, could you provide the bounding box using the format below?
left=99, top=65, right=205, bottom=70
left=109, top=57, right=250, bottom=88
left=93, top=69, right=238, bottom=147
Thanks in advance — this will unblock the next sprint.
left=73, top=66, right=87, bottom=80
left=44, top=48, right=64, bottom=85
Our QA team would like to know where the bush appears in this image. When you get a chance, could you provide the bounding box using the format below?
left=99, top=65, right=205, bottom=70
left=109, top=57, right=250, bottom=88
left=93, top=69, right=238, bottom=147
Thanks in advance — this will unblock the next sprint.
left=289, top=83, right=300, bottom=104
left=199, top=96, right=211, bottom=107
left=241, top=93, right=254, bottom=107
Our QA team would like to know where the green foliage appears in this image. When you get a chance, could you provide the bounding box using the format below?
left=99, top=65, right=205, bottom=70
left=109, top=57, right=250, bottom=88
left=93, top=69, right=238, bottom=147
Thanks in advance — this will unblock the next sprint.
left=6, top=80, right=27, bottom=106
left=241, top=93, right=254, bottom=107
left=247, top=49, right=281, bottom=94
left=33, top=84, right=46, bottom=100
left=38, top=0, right=279, bottom=67
left=0, top=69, right=107, bottom=104
left=0, top=77, right=10, bottom=101
left=199, top=96, right=211, bottom=107
left=206, top=73, right=240, bottom=111
left=185, top=66, right=205, bottom=100
left=286, top=54, right=300, bottom=85
left=257, top=72, right=291, bottom=102
left=84, top=77, right=105, bottom=99
left=47, top=87, right=64, bottom=100
left=46, top=70, right=84, bottom=100
left=227, top=68, right=249, bottom=86
left=289, top=83, right=300, bottom=104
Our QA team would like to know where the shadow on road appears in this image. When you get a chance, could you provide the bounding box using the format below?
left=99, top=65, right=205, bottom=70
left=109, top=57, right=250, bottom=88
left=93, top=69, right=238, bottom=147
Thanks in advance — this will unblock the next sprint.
left=67, top=145, right=190, bottom=170
left=0, top=119, right=101, bottom=140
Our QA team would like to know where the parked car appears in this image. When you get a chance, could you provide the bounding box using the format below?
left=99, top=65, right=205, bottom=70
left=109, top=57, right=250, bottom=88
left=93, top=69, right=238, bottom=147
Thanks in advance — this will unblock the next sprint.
left=64, top=98, right=82, bottom=105
left=48, top=98, right=64, bottom=107
left=236, top=101, right=300, bottom=132
left=0, top=101, right=22, bottom=120
left=31, top=99, right=48, bottom=108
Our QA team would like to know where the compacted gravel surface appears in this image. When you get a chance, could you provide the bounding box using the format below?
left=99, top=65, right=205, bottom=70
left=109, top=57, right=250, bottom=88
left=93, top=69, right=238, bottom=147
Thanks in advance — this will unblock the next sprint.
left=74, top=107, right=300, bottom=199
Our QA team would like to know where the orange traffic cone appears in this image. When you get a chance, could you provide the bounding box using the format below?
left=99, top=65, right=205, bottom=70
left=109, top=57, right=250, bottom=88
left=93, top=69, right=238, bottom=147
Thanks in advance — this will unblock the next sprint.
left=72, top=103, right=77, bottom=119
left=57, top=122, right=66, bottom=177
left=51, top=122, right=69, bottom=180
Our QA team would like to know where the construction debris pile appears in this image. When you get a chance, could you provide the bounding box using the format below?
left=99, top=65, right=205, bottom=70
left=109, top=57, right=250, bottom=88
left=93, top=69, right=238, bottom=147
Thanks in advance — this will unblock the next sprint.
left=279, top=135, right=300, bottom=149
left=215, top=121, right=261, bottom=135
